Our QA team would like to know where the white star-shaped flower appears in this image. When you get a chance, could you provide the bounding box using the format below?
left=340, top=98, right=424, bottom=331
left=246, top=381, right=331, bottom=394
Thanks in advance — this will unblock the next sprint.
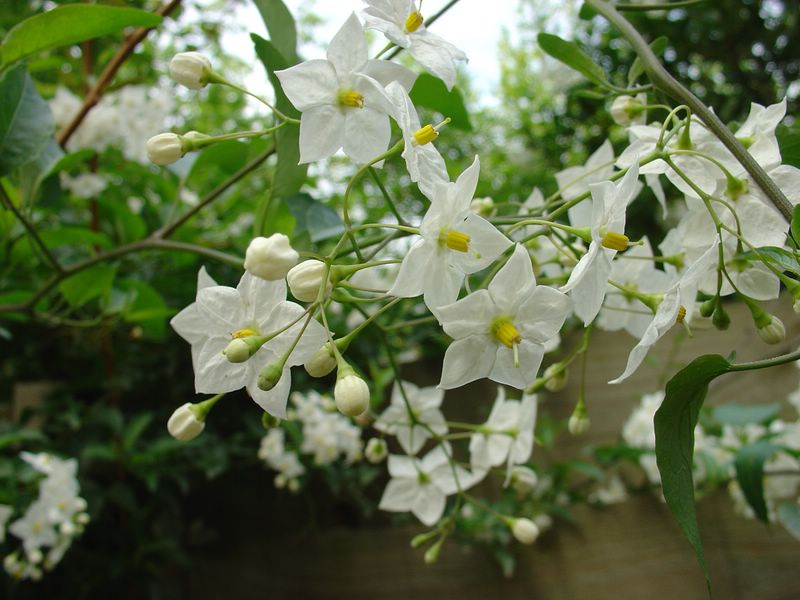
left=170, top=270, right=327, bottom=418
left=362, top=0, right=467, bottom=90
left=275, top=12, right=416, bottom=164
left=437, top=244, right=571, bottom=390
left=388, top=156, right=512, bottom=310
left=375, top=381, right=447, bottom=455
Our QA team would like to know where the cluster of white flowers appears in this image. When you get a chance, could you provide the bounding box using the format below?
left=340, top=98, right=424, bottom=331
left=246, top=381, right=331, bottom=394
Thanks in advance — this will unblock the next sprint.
left=50, top=85, right=174, bottom=198
left=2, top=452, right=89, bottom=581
left=257, top=390, right=364, bottom=489
left=159, top=0, right=800, bottom=556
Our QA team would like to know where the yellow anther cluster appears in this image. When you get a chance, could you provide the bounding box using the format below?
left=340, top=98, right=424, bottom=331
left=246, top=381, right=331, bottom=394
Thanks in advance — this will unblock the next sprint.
left=231, top=328, right=258, bottom=339
left=337, top=89, right=364, bottom=109
left=492, top=320, right=522, bottom=349
left=439, top=229, right=471, bottom=252
left=405, top=10, right=423, bottom=32
left=676, top=305, right=687, bottom=324
left=601, top=231, right=630, bottom=252
left=413, top=124, right=439, bottom=145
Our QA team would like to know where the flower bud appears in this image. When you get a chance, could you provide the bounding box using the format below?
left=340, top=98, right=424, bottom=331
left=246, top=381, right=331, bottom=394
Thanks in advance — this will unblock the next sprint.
left=258, top=361, right=284, bottom=391
left=609, top=95, right=644, bottom=126
left=167, top=403, right=205, bottom=441
left=224, top=338, right=251, bottom=363
left=304, top=342, right=338, bottom=377
left=758, top=316, right=785, bottom=345
left=423, top=538, right=443, bottom=564
left=712, top=304, right=731, bottom=330
left=365, top=438, right=388, bottom=464
left=699, top=298, right=716, bottom=318
left=287, top=260, right=331, bottom=302
left=470, top=196, right=494, bottom=216
left=511, top=518, right=540, bottom=544
left=169, top=51, right=212, bottom=89
left=510, top=466, right=538, bottom=495
left=543, top=364, right=567, bottom=392
left=334, top=371, right=370, bottom=417
left=244, top=234, right=299, bottom=281
left=262, top=412, right=281, bottom=429
left=146, top=133, right=186, bottom=165
left=568, top=413, right=590, bottom=435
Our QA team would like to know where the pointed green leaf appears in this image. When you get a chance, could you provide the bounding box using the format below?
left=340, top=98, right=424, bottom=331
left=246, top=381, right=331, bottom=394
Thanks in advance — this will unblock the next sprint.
left=655, top=354, right=732, bottom=593
left=409, top=72, right=471, bottom=131
left=777, top=124, right=800, bottom=168
left=0, top=4, right=162, bottom=67
left=537, top=33, right=609, bottom=88
left=711, top=402, right=781, bottom=426
left=59, top=264, right=117, bottom=308
left=0, top=64, right=54, bottom=177
left=252, top=0, right=298, bottom=64
left=737, top=246, right=800, bottom=276
left=734, top=440, right=779, bottom=523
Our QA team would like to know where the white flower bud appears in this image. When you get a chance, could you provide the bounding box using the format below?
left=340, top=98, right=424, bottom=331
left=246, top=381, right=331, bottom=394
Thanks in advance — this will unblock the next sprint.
left=511, top=518, right=540, bottom=544
left=510, top=466, right=538, bottom=495
left=244, top=234, right=299, bottom=281
left=470, top=196, right=494, bottom=216
left=304, top=342, right=337, bottom=377
left=610, top=95, right=644, bottom=126
left=568, top=413, right=590, bottom=435
left=167, top=403, right=205, bottom=441
left=334, top=374, right=370, bottom=417
left=758, top=316, right=785, bottom=345
left=27, top=549, right=43, bottom=565
left=76, top=512, right=90, bottom=525
left=223, top=338, right=251, bottom=363
left=365, top=438, right=388, bottom=464
left=793, top=298, right=800, bottom=315
left=60, top=521, right=76, bottom=536
left=169, top=52, right=212, bottom=89
left=287, top=260, right=331, bottom=302
left=543, top=364, right=567, bottom=392
left=146, top=133, right=185, bottom=165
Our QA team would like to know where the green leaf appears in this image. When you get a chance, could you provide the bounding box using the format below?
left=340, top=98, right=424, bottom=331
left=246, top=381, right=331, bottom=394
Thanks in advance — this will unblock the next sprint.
left=711, top=402, right=781, bottom=426
left=252, top=0, right=298, bottom=64
left=0, top=4, right=162, bottom=67
left=185, top=140, right=251, bottom=191
left=17, top=138, right=63, bottom=204
left=777, top=124, right=800, bottom=168
left=0, top=64, right=55, bottom=177
left=285, top=193, right=344, bottom=243
left=792, top=205, right=800, bottom=246
left=118, top=279, right=173, bottom=338
left=537, top=33, right=609, bottom=88
left=0, top=429, right=46, bottom=450
left=777, top=502, right=800, bottom=541
left=58, top=264, right=117, bottom=308
left=737, top=246, right=800, bottom=275
left=628, top=36, right=668, bottom=86
left=734, top=440, right=779, bottom=523
left=409, top=72, right=472, bottom=131
left=123, top=413, right=153, bottom=451
left=655, top=354, right=732, bottom=592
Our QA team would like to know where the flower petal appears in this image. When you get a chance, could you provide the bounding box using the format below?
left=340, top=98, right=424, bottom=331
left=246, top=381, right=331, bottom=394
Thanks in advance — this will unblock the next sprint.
left=439, top=335, right=496, bottom=389
left=517, top=285, right=571, bottom=343
left=326, top=12, right=368, bottom=76
left=343, top=106, right=390, bottom=164
left=275, top=60, right=338, bottom=112
left=489, top=339, right=544, bottom=389
left=437, top=290, right=494, bottom=338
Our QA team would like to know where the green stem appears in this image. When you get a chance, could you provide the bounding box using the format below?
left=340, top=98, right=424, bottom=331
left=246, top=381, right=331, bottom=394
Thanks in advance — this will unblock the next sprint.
left=729, top=347, right=800, bottom=373
left=0, top=184, right=63, bottom=273
left=585, top=0, right=792, bottom=221
left=614, top=0, right=708, bottom=11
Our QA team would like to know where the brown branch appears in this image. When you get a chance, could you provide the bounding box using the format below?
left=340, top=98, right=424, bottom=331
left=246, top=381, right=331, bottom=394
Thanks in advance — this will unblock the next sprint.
left=57, top=0, right=183, bottom=148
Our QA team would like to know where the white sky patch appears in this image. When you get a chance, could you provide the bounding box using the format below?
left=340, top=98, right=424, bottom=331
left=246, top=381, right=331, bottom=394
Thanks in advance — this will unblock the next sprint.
left=222, top=0, right=521, bottom=108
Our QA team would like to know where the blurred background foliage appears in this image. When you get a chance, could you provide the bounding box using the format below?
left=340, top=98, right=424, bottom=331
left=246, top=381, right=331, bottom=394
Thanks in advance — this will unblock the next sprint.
left=1, top=0, right=799, bottom=597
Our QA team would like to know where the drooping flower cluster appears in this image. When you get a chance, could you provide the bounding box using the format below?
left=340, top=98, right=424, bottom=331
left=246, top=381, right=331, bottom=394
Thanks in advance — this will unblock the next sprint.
left=2, top=453, right=89, bottom=581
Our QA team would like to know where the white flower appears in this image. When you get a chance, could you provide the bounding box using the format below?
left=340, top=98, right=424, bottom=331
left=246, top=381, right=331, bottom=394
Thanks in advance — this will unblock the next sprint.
left=610, top=237, right=720, bottom=384
left=375, top=381, right=447, bottom=455
left=170, top=270, right=327, bottom=418
left=384, top=80, right=448, bottom=197
left=389, top=156, right=512, bottom=310
left=561, top=164, right=640, bottom=325
left=437, top=245, right=570, bottom=390
left=378, top=445, right=474, bottom=526
left=287, top=260, right=331, bottom=302
left=509, top=466, right=538, bottom=495
left=169, top=52, right=212, bottom=89
left=275, top=13, right=416, bottom=164
left=146, top=133, right=184, bottom=165
left=9, top=500, right=58, bottom=556
left=362, top=0, right=467, bottom=90
left=167, top=403, right=205, bottom=441
left=557, top=140, right=616, bottom=207
left=609, top=93, right=646, bottom=126
left=244, top=234, right=299, bottom=281
left=365, top=438, right=388, bottom=463
left=469, top=387, right=518, bottom=472
left=505, top=394, right=538, bottom=483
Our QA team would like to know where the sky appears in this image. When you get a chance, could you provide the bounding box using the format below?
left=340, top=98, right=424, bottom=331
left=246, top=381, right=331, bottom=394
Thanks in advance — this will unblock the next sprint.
left=227, top=0, right=523, bottom=107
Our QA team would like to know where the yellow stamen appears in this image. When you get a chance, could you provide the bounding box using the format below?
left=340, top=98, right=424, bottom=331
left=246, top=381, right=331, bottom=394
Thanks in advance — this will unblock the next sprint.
left=492, top=319, right=522, bottom=350
left=439, top=229, right=470, bottom=252
left=231, top=328, right=258, bottom=339
left=676, top=305, right=687, bottom=324
left=413, top=124, right=439, bottom=145
left=405, top=10, right=423, bottom=32
left=337, top=89, right=364, bottom=109
left=601, top=231, right=630, bottom=252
